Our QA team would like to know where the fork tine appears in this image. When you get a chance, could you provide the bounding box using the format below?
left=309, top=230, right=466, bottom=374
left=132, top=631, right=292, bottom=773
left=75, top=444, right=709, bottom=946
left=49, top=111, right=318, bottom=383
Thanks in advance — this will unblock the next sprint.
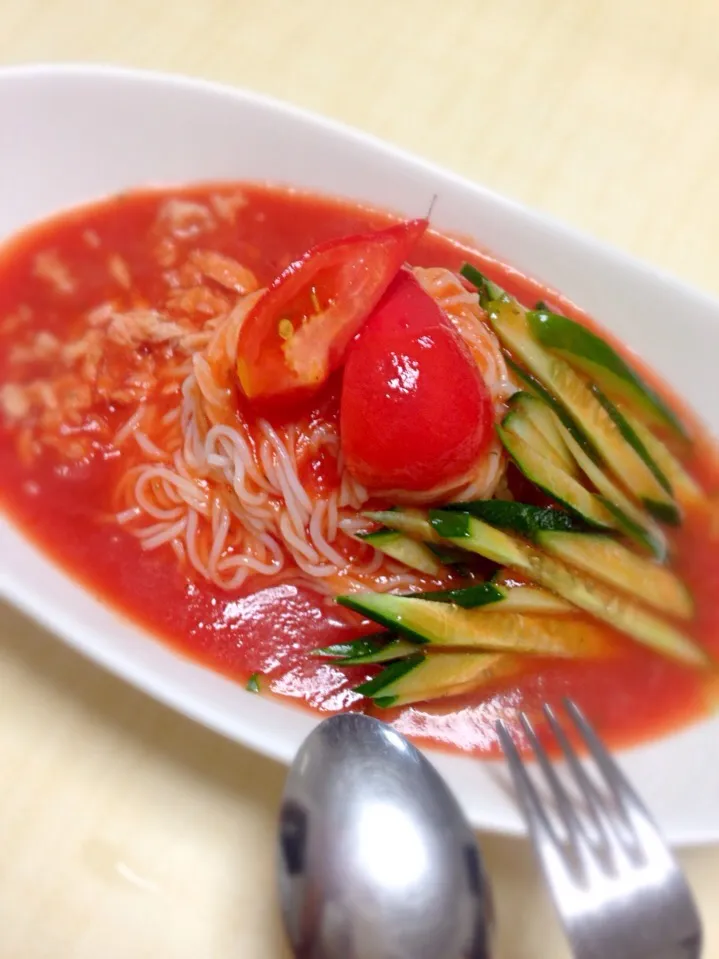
left=543, top=702, right=615, bottom=851
left=563, top=698, right=649, bottom=821
left=518, top=711, right=584, bottom=849
left=495, top=719, right=559, bottom=845
left=562, top=698, right=670, bottom=865
left=501, top=703, right=704, bottom=958
left=497, top=718, right=603, bottom=895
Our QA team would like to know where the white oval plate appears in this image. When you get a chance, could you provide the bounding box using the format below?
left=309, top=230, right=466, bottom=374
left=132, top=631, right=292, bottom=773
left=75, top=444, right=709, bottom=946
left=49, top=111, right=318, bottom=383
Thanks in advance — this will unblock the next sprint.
left=1, top=64, right=717, bottom=845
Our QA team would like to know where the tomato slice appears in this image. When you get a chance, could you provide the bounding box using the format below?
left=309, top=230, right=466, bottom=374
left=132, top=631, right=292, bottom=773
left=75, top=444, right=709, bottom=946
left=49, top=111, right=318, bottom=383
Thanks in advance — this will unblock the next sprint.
left=340, top=270, right=493, bottom=492
left=236, top=218, right=427, bottom=403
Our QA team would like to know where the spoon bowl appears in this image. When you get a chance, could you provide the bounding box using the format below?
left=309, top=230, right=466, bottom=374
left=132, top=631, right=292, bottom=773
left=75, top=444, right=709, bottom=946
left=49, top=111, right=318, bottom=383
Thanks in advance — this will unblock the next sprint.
left=277, top=713, right=494, bottom=959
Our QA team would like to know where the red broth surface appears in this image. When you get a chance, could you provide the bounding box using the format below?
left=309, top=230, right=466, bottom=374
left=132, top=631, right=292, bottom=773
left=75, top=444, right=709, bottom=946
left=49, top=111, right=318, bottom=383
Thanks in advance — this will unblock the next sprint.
left=1, top=183, right=718, bottom=756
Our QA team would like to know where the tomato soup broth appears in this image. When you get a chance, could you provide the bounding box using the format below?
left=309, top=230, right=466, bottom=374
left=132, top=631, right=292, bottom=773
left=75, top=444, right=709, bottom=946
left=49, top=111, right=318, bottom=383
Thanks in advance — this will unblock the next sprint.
left=1, top=183, right=717, bottom=755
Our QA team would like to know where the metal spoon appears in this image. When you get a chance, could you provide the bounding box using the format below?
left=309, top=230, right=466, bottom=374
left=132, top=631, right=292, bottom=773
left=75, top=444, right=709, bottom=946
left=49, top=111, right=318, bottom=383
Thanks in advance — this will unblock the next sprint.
left=277, top=713, right=494, bottom=959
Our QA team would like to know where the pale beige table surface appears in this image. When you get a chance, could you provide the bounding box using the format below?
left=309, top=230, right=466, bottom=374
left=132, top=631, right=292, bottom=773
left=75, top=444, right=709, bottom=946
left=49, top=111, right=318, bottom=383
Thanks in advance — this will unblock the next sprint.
left=1, top=1, right=718, bottom=956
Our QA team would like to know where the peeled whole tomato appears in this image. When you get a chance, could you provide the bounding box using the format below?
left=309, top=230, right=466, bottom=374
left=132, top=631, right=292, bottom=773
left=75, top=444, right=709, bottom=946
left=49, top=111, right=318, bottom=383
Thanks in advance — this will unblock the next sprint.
left=340, top=270, right=493, bottom=492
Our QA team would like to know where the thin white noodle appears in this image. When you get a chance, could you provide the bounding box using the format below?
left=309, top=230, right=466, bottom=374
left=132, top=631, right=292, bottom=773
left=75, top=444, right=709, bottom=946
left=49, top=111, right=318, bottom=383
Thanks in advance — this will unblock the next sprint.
left=259, top=419, right=312, bottom=512
left=140, top=516, right=188, bottom=551
left=309, top=500, right=348, bottom=568
left=106, top=265, right=511, bottom=593
left=162, top=407, right=181, bottom=426
left=116, top=506, right=142, bottom=525
left=134, top=431, right=170, bottom=461
left=338, top=514, right=371, bottom=536
left=115, top=405, right=146, bottom=445
left=135, top=468, right=208, bottom=518
left=262, top=439, right=308, bottom=539
left=185, top=509, right=211, bottom=579
left=279, top=512, right=320, bottom=564
left=207, top=500, right=231, bottom=573
left=326, top=494, right=339, bottom=542
left=211, top=424, right=270, bottom=491
left=170, top=538, right=186, bottom=565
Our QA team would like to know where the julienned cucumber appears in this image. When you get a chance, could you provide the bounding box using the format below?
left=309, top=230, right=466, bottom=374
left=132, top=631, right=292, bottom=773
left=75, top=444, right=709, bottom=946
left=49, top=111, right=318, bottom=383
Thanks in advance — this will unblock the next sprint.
left=504, top=392, right=578, bottom=476
left=505, top=356, right=596, bottom=457
left=361, top=508, right=704, bottom=664
left=321, top=585, right=573, bottom=664
left=414, top=581, right=573, bottom=613
left=512, top=389, right=667, bottom=558
left=535, top=531, right=693, bottom=620
left=363, top=509, right=439, bottom=543
left=623, top=413, right=703, bottom=506
left=365, top=507, right=529, bottom=567
left=314, top=635, right=420, bottom=664
left=337, top=591, right=612, bottom=657
left=493, top=584, right=573, bottom=614
left=498, top=426, right=616, bottom=530
left=491, top=572, right=574, bottom=613
left=459, top=263, right=507, bottom=305
left=526, top=309, right=688, bottom=439
left=445, top=499, right=584, bottom=536
left=411, top=583, right=505, bottom=607
left=354, top=651, right=519, bottom=708
left=487, top=298, right=678, bottom=524
left=357, top=529, right=443, bottom=575
left=427, top=543, right=474, bottom=565
left=593, top=390, right=677, bottom=511
left=425, top=510, right=707, bottom=666
left=502, top=403, right=568, bottom=472
left=505, top=392, right=578, bottom=475
left=551, top=413, right=667, bottom=558
left=430, top=508, right=529, bottom=566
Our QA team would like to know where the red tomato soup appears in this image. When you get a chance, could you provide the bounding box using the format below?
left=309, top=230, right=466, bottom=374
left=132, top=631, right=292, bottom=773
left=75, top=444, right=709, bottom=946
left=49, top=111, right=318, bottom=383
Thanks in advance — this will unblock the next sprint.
left=0, top=183, right=717, bottom=756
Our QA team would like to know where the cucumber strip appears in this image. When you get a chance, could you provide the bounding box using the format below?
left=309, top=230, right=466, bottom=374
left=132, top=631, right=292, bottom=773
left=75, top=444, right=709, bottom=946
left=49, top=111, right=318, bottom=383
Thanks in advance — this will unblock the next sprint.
left=503, top=404, right=569, bottom=471
left=521, top=550, right=706, bottom=664
left=411, top=583, right=505, bottom=607
left=535, top=531, right=693, bottom=620
left=526, top=308, right=688, bottom=439
left=593, top=389, right=677, bottom=513
left=498, top=425, right=617, bottom=529
left=427, top=543, right=473, bottom=564
left=413, top=580, right=573, bottom=613
left=623, top=413, right=703, bottom=506
left=357, top=529, right=444, bottom=575
left=506, top=392, right=578, bottom=475
left=338, top=591, right=612, bottom=657
left=446, top=499, right=584, bottom=535
left=552, top=408, right=667, bottom=559
left=429, top=509, right=528, bottom=566
left=488, top=298, right=678, bottom=523
left=505, top=392, right=665, bottom=556
left=314, top=635, right=420, bottom=665
left=355, top=651, right=520, bottom=708
left=354, top=653, right=426, bottom=700
left=363, top=509, right=439, bottom=543
left=505, top=357, right=597, bottom=457
left=494, top=584, right=574, bottom=614
left=428, top=510, right=707, bottom=667
left=325, top=586, right=571, bottom=663
left=459, top=263, right=507, bottom=304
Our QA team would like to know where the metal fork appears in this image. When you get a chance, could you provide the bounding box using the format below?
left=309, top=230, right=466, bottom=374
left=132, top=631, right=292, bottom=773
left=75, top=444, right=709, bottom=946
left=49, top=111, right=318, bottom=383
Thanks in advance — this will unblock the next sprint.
left=496, top=700, right=703, bottom=959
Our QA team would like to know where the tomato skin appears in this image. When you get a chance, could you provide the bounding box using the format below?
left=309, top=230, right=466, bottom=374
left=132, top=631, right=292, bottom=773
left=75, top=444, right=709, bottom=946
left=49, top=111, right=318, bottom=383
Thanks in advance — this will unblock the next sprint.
left=236, top=218, right=427, bottom=404
left=340, top=271, right=493, bottom=492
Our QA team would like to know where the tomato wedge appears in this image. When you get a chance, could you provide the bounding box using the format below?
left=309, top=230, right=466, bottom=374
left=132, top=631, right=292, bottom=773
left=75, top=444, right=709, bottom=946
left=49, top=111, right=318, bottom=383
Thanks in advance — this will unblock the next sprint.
left=236, top=218, right=427, bottom=403
left=340, top=270, right=493, bottom=492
